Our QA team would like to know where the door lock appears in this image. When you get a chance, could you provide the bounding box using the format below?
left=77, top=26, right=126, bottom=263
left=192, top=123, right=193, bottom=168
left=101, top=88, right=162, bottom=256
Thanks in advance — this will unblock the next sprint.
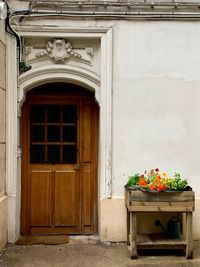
left=74, top=164, right=80, bottom=170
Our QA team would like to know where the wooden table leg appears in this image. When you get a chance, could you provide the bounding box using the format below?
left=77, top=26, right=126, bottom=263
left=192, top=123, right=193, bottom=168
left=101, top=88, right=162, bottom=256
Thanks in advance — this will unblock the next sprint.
left=130, top=212, right=138, bottom=259
left=127, top=209, right=130, bottom=245
left=186, top=212, right=193, bottom=259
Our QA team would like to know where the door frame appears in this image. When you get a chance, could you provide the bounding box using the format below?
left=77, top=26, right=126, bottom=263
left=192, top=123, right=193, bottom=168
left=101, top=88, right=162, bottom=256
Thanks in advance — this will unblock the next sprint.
left=6, top=27, right=113, bottom=242
left=21, top=92, right=99, bottom=235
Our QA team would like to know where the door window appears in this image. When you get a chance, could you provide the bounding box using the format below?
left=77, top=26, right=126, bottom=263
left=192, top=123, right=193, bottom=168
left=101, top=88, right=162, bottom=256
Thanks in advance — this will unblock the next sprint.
left=30, top=105, right=77, bottom=163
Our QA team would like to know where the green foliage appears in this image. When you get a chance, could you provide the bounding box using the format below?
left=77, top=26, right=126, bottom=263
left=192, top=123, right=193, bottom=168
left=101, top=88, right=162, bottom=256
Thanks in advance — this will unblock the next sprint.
left=171, top=173, right=188, bottom=191
left=127, top=173, right=140, bottom=189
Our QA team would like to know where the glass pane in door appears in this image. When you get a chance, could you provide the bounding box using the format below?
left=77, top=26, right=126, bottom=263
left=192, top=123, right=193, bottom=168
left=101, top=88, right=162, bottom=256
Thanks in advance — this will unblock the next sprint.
left=30, top=104, right=78, bottom=164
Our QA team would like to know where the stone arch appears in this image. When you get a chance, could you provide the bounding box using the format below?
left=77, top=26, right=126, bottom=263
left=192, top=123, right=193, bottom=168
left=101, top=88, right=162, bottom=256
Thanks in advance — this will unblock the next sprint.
left=19, top=65, right=101, bottom=109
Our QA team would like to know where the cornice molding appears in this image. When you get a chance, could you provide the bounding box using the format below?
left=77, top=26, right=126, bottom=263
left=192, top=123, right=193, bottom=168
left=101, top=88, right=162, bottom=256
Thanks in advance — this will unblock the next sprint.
left=11, top=25, right=111, bottom=37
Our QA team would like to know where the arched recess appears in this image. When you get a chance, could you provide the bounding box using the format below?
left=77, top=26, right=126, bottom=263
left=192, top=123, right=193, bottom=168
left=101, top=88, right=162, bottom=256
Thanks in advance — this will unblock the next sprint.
left=19, top=65, right=101, bottom=108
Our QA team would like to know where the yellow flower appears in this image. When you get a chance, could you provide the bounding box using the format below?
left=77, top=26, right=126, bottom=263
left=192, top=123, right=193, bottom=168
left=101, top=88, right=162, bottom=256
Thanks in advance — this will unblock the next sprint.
left=162, top=172, right=167, bottom=177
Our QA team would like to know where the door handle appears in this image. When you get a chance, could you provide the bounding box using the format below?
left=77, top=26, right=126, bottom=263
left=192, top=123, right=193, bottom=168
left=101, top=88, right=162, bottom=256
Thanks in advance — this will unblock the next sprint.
left=74, top=164, right=80, bottom=170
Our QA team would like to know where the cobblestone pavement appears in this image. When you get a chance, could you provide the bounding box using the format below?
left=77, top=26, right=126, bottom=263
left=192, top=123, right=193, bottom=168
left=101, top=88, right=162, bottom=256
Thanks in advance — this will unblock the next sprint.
left=1, top=239, right=200, bottom=267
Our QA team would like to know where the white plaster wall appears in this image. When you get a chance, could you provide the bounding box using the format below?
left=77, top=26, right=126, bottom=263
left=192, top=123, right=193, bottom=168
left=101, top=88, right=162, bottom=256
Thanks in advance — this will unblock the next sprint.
left=112, top=21, right=200, bottom=198
left=102, top=21, right=200, bottom=241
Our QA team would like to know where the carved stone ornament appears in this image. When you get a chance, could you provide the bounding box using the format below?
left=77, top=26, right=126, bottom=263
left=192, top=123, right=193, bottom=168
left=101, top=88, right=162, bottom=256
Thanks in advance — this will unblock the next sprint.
left=25, top=46, right=32, bottom=55
left=35, top=39, right=81, bottom=62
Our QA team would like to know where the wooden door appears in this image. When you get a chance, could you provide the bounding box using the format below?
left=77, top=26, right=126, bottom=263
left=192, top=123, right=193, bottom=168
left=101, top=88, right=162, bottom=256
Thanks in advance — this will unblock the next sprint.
left=21, top=93, right=98, bottom=235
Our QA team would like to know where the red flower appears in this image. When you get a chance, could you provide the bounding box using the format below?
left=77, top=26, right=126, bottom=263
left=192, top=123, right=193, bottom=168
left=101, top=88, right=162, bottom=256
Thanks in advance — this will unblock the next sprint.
left=155, top=168, right=159, bottom=172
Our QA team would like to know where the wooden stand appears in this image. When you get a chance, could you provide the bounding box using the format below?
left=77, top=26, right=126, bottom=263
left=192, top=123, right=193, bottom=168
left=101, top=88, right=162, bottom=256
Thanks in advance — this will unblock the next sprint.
left=125, top=188, right=195, bottom=259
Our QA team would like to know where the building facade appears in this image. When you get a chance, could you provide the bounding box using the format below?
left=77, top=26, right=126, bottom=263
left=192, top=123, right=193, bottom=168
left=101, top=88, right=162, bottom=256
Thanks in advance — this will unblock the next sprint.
left=1, top=0, right=200, bottom=251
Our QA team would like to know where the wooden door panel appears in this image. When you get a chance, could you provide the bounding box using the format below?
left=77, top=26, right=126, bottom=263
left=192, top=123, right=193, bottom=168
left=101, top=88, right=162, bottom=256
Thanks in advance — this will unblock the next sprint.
left=82, top=163, right=92, bottom=227
left=82, top=104, right=92, bottom=162
left=21, top=94, right=98, bottom=236
left=81, top=101, right=97, bottom=233
left=30, top=171, right=52, bottom=226
left=55, top=171, right=77, bottom=226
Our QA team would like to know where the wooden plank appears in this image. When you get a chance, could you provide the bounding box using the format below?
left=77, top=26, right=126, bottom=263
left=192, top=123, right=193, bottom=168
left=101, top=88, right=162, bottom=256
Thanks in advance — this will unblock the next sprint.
left=138, top=243, right=186, bottom=250
left=30, top=171, right=51, bottom=226
left=127, top=206, right=194, bottom=212
left=82, top=163, right=92, bottom=227
left=92, top=102, right=99, bottom=234
left=128, top=190, right=194, bottom=202
left=130, top=213, right=138, bottom=259
left=127, top=209, right=130, bottom=245
left=21, top=101, right=29, bottom=235
left=137, top=234, right=186, bottom=249
left=137, top=234, right=186, bottom=244
left=130, top=201, right=194, bottom=207
left=82, top=102, right=92, bottom=162
left=54, top=171, right=76, bottom=226
left=182, top=213, right=186, bottom=240
left=81, top=101, right=92, bottom=230
left=186, top=212, right=193, bottom=259
left=80, top=100, right=98, bottom=234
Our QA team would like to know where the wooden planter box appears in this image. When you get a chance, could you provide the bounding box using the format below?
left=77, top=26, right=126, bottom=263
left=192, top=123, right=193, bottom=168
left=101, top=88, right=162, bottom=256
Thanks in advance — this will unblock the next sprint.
left=124, top=187, right=195, bottom=259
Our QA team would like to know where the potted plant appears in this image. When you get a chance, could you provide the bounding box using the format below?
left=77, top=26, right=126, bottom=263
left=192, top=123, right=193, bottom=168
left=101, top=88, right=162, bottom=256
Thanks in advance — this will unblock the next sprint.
left=124, top=168, right=195, bottom=259
left=126, top=168, right=191, bottom=192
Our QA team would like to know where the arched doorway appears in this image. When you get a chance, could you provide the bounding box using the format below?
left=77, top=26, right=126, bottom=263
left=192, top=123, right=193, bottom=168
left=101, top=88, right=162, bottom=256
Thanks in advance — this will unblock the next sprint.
left=21, top=83, right=99, bottom=235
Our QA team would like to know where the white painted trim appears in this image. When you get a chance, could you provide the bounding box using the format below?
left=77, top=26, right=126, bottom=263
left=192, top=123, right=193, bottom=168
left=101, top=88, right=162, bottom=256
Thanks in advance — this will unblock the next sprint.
left=6, top=34, right=20, bottom=242
left=15, top=26, right=111, bottom=36
left=100, top=28, right=113, bottom=198
left=6, top=34, right=18, bottom=197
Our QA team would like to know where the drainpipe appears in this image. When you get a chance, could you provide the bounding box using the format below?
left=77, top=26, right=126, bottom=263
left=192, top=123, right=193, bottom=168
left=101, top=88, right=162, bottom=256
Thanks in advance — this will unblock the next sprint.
left=9, top=10, right=200, bottom=20
left=5, top=4, right=21, bottom=157
left=5, top=3, right=31, bottom=161
left=29, top=0, right=200, bottom=9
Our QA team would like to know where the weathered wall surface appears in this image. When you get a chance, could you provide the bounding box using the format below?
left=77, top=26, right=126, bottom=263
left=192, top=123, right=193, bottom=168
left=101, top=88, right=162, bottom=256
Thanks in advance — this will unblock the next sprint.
left=0, top=20, right=7, bottom=252
left=112, top=21, right=200, bottom=196
left=105, top=21, right=200, bottom=241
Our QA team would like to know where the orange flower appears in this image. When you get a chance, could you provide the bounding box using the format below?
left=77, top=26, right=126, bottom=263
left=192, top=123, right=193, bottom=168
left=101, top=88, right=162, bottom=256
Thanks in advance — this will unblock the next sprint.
left=149, top=184, right=156, bottom=190
left=138, top=178, right=148, bottom=188
left=157, top=184, right=167, bottom=191
left=154, top=179, right=159, bottom=185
